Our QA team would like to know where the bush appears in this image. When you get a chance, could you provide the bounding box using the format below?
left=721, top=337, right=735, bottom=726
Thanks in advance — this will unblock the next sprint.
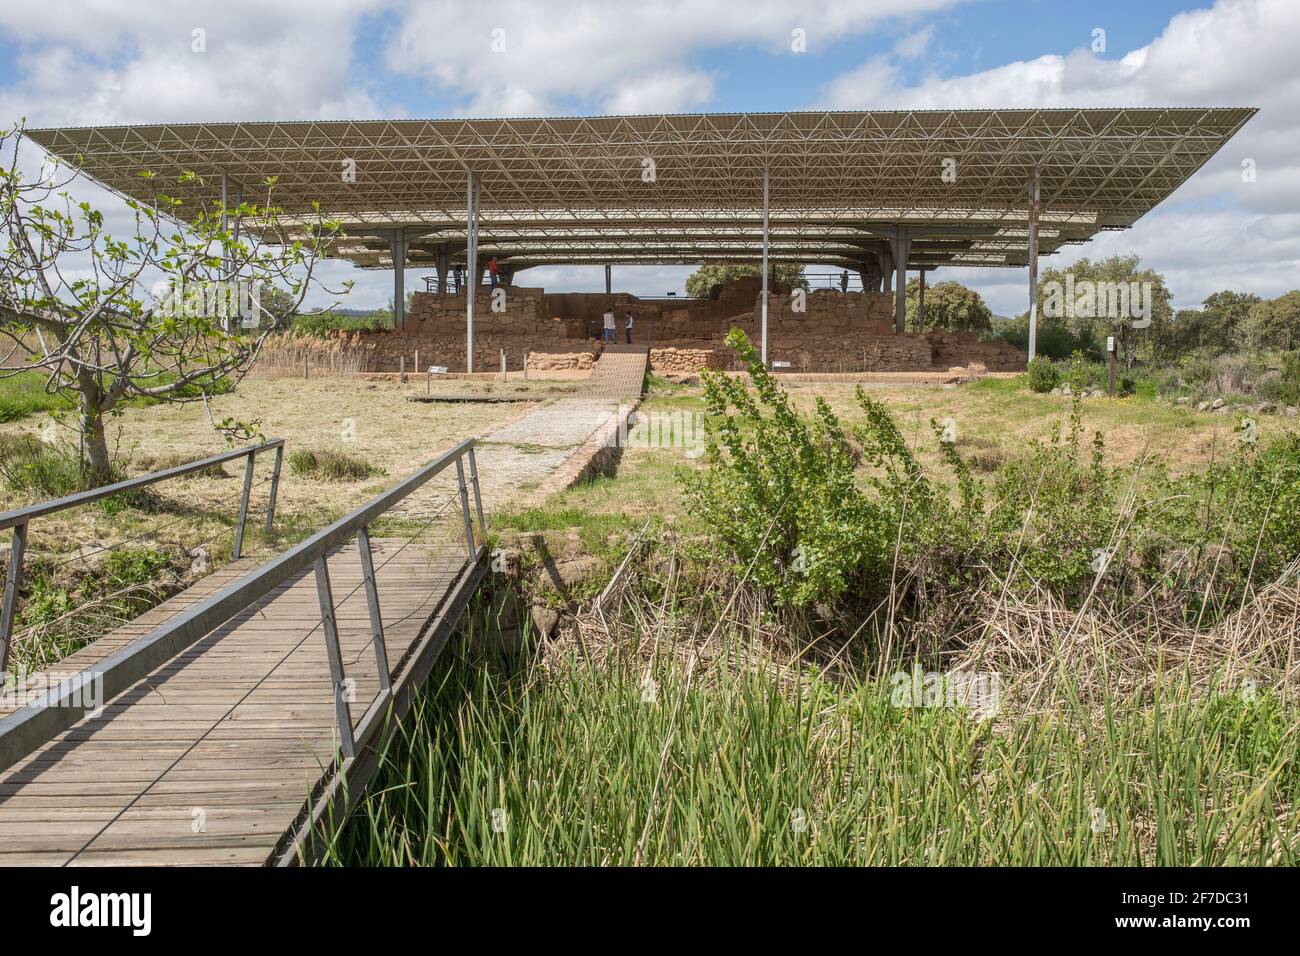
left=993, top=322, right=1099, bottom=361
left=289, top=448, right=385, bottom=481
left=1025, top=357, right=1061, bottom=393
left=291, top=311, right=394, bottom=337
left=1277, top=351, right=1300, bottom=405
left=684, top=337, right=1298, bottom=621
left=0, top=433, right=86, bottom=498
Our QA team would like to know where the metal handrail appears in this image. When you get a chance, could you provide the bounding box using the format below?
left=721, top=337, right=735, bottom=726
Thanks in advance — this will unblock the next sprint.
left=0, top=439, right=286, bottom=674
left=0, top=438, right=485, bottom=774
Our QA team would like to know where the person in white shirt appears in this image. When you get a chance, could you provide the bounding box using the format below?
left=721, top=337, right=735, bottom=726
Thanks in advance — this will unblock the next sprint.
left=602, top=308, right=615, bottom=343
left=624, top=310, right=635, bottom=344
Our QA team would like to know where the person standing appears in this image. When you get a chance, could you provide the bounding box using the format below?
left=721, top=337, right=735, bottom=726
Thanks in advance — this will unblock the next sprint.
left=487, top=257, right=499, bottom=289
left=840, top=270, right=849, bottom=293
left=602, top=307, right=616, bottom=343
left=453, top=264, right=463, bottom=293
left=624, top=310, right=635, bottom=344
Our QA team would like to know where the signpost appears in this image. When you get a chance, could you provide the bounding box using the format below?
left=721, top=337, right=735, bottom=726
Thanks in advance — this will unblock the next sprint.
left=1107, top=336, right=1117, bottom=397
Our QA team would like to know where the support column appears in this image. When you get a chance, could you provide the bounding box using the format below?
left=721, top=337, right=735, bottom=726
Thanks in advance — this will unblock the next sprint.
left=760, top=167, right=769, bottom=366
left=891, top=227, right=910, bottom=334
left=390, top=231, right=407, bottom=333
left=604, top=264, right=612, bottom=295
left=1027, top=168, right=1041, bottom=362
left=466, top=173, right=480, bottom=373
left=881, top=247, right=893, bottom=294
left=435, top=250, right=450, bottom=294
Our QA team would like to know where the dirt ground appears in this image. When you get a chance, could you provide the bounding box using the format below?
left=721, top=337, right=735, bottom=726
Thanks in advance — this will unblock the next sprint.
left=0, top=376, right=560, bottom=563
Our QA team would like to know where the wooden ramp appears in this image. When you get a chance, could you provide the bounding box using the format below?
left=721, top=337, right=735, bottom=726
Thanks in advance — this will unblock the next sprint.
left=587, top=345, right=649, bottom=398
left=0, top=539, right=474, bottom=865
left=0, top=437, right=490, bottom=867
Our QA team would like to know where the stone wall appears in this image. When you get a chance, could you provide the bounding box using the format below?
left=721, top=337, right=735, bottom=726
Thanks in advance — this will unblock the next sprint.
left=330, top=281, right=1026, bottom=374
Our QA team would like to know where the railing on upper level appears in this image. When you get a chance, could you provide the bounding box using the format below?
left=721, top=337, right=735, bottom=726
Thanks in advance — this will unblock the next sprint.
left=0, top=439, right=286, bottom=676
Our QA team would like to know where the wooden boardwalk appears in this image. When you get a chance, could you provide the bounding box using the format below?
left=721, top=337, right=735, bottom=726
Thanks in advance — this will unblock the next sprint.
left=0, top=538, right=476, bottom=866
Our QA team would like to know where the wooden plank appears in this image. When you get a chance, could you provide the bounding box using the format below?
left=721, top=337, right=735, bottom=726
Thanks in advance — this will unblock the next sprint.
left=0, top=540, right=473, bottom=866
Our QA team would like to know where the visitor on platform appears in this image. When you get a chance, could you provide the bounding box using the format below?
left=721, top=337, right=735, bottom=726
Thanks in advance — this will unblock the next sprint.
left=840, top=270, right=849, bottom=293
left=602, top=308, right=616, bottom=343
left=487, top=257, right=499, bottom=289
left=453, top=265, right=463, bottom=293
left=624, top=310, right=634, bottom=344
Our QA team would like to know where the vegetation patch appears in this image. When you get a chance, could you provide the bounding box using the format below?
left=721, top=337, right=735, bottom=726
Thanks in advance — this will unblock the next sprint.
left=289, top=448, right=386, bottom=482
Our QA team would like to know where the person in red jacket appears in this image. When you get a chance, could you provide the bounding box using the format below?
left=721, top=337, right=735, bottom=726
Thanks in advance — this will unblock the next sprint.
left=487, top=257, right=499, bottom=289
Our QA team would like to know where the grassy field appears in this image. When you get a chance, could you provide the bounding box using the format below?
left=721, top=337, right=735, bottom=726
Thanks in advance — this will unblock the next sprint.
left=3, top=367, right=1298, bottom=867
left=321, top=626, right=1298, bottom=866
left=0, top=370, right=72, bottom=423
left=320, top=367, right=1300, bottom=866
left=0, top=375, right=541, bottom=670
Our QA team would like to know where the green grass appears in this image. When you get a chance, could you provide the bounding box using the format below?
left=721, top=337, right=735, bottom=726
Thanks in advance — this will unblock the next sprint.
left=319, top=625, right=1299, bottom=866
left=289, top=448, right=386, bottom=482
left=0, top=370, right=71, bottom=422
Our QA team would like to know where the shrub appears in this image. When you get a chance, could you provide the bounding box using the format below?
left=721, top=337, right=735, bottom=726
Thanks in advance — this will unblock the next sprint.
left=679, top=329, right=892, bottom=607
left=289, top=448, right=385, bottom=481
left=1025, top=357, right=1060, bottom=393
left=0, top=433, right=86, bottom=498
left=291, top=311, right=394, bottom=337
left=1277, top=351, right=1300, bottom=405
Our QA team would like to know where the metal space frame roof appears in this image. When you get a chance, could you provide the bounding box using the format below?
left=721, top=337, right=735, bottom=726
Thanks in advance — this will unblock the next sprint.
left=25, top=108, right=1255, bottom=272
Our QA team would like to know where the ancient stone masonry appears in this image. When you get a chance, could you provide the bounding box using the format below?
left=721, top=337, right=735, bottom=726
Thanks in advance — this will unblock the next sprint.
left=324, top=279, right=1026, bottom=375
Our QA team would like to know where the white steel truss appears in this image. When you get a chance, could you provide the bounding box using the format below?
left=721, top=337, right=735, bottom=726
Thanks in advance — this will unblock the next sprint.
left=25, top=108, right=1254, bottom=271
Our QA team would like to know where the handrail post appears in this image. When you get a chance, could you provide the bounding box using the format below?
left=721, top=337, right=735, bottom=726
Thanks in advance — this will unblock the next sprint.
left=232, top=449, right=256, bottom=560
left=0, top=522, right=27, bottom=676
left=454, top=457, right=475, bottom=560
left=356, top=526, right=391, bottom=693
left=264, top=444, right=284, bottom=537
left=312, top=555, right=356, bottom=760
left=467, top=445, right=485, bottom=545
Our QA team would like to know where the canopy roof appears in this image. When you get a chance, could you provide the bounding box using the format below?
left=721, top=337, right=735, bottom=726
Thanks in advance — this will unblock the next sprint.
left=26, top=108, right=1254, bottom=272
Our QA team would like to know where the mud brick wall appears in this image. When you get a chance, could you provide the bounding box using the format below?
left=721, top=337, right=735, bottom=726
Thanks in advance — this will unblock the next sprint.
left=926, top=332, right=1028, bottom=372
left=649, top=347, right=729, bottom=373
left=333, top=283, right=1025, bottom=374
left=527, top=351, right=595, bottom=371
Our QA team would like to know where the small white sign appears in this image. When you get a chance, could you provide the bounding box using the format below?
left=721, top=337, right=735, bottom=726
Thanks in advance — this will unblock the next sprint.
left=772, top=360, right=791, bottom=369
left=1106, top=336, right=1116, bottom=353
left=428, top=365, right=448, bottom=375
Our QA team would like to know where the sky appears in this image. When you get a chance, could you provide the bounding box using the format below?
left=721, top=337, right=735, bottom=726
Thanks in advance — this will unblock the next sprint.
left=1, top=0, right=1295, bottom=316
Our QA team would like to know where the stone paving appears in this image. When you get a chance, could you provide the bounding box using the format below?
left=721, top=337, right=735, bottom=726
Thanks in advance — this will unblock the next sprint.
left=394, top=349, right=648, bottom=521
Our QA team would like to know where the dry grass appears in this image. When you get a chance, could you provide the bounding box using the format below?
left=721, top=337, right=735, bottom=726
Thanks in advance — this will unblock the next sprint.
left=0, top=375, right=535, bottom=564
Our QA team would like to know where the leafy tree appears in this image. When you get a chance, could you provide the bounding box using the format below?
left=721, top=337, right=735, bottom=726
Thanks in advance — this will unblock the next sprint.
left=902, top=277, right=993, bottom=332
left=1028, top=254, right=1173, bottom=364
left=685, top=263, right=807, bottom=298
left=1245, top=290, right=1300, bottom=351
left=0, top=122, right=346, bottom=482
left=1196, top=290, right=1261, bottom=351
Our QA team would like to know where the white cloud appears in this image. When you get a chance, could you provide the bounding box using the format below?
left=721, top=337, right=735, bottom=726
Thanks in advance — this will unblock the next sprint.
left=0, top=1, right=390, bottom=126
left=387, top=0, right=969, bottom=115
left=818, top=0, right=1300, bottom=310
left=894, top=25, right=934, bottom=61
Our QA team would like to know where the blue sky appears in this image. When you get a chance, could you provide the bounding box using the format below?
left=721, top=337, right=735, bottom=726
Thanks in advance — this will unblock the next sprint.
left=1, top=0, right=1296, bottom=314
